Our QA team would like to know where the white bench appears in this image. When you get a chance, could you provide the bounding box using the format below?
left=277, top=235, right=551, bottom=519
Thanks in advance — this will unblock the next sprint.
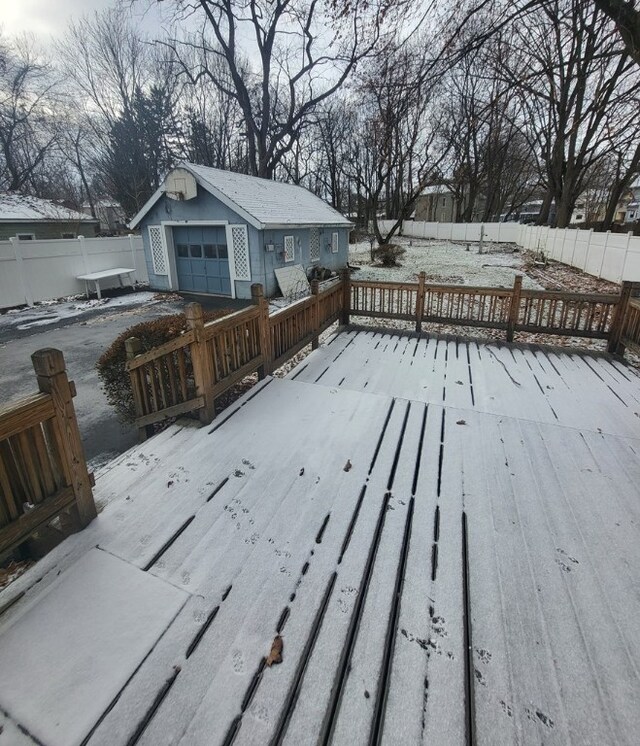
left=77, top=268, right=136, bottom=299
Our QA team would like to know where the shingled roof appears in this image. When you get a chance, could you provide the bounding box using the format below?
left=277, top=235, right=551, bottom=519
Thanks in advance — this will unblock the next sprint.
left=130, top=162, right=353, bottom=230
left=0, top=193, right=97, bottom=223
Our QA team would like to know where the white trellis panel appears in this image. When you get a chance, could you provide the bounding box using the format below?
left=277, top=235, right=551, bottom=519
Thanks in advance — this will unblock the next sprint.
left=284, top=235, right=295, bottom=263
left=331, top=231, right=339, bottom=254
left=230, top=225, right=251, bottom=280
left=148, top=225, right=168, bottom=276
left=309, top=228, right=320, bottom=262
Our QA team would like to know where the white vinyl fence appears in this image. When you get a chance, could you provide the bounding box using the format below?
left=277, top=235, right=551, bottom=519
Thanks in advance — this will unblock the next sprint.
left=378, top=220, right=640, bottom=283
left=0, top=235, right=148, bottom=309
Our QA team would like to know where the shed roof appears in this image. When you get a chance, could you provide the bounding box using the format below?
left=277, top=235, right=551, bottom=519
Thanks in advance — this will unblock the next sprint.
left=129, top=162, right=353, bottom=230
left=0, top=193, right=97, bottom=223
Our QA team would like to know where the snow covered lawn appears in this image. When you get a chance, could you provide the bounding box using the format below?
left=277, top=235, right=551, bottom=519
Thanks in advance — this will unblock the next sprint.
left=349, top=237, right=543, bottom=289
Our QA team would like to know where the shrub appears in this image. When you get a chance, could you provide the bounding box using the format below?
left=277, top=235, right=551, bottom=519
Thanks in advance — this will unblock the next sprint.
left=97, top=309, right=228, bottom=423
left=372, top=243, right=406, bottom=267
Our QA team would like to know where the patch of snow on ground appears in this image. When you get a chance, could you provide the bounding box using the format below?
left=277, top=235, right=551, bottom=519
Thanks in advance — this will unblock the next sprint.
left=0, top=292, right=159, bottom=331
left=349, top=237, right=543, bottom=289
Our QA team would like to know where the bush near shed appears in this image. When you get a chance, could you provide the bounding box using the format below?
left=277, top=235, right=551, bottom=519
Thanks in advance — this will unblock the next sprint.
left=97, top=310, right=228, bottom=423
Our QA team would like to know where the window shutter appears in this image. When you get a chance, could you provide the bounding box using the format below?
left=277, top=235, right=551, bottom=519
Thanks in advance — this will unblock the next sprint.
left=331, top=231, right=339, bottom=254
left=148, top=225, right=168, bottom=276
left=284, top=235, right=295, bottom=262
left=230, top=225, right=251, bottom=280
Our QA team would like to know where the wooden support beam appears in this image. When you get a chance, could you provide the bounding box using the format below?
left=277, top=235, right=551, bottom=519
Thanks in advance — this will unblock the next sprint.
left=415, top=271, right=426, bottom=334
left=608, top=281, right=633, bottom=355
left=31, top=349, right=96, bottom=529
left=507, top=275, right=523, bottom=343
left=340, top=267, right=351, bottom=326
left=185, top=303, right=216, bottom=424
left=252, top=283, right=272, bottom=378
left=310, top=279, right=320, bottom=350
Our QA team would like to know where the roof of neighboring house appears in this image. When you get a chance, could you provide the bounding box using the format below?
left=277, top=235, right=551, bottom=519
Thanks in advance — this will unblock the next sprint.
left=129, top=162, right=353, bottom=230
left=0, top=193, right=97, bottom=223
left=418, top=185, right=453, bottom=196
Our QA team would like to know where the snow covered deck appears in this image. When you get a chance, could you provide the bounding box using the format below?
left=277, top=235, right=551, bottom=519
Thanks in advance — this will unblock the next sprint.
left=1, top=329, right=639, bottom=746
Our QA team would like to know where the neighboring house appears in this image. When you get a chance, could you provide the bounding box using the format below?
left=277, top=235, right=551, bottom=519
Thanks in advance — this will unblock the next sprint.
left=623, top=182, right=640, bottom=224
left=82, top=200, right=128, bottom=234
left=413, top=185, right=487, bottom=222
left=0, top=193, right=99, bottom=240
left=414, top=186, right=458, bottom=222
left=129, top=163, right=353, bottom=299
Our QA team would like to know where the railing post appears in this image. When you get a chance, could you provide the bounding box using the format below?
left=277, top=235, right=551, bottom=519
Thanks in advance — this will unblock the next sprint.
left=608, top=281, right=633, bottom=355
left=415, top=271, right=426, bottom=334
left=125, top=337, right=148, bottom=441
left=310, top=279, right=320, bottom=349
left=340, top=267, right=351, bottom=326
left=31, top=348, right=97, bottom=529
left=185, top=303, right=216, bottom=423
left=252, top=283, right=272, bottom=377
left=507, top=275, right=523, bottom=342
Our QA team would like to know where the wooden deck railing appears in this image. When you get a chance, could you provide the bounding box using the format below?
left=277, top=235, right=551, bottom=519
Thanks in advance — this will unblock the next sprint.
left=126, top=278, right=345, bottom=430
left=621, top=297, right=640, bottom=355
left=126, top=273, right=639, bottom=431
left=0, top=349, right=96, bottom=558
left=348, top=272, right=630, bottom=347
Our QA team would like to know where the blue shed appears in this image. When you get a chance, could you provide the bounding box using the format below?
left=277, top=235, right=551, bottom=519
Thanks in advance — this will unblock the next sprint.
left=129, top=163, right=353, bottom=299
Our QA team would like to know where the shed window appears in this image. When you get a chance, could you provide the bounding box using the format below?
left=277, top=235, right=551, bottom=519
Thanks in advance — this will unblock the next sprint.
left=190, top=244, right=202, bottom=258
left=204, top=244, right=217, bottom=259
left=284, top=235, right=295, bottom=262
left=16, top=233, right=35, bottom=240
left=61, top=232, right=76, bottom=239
left=331, top=232, right=339, bottom=254
left=177, top=244, right=188, bottom=258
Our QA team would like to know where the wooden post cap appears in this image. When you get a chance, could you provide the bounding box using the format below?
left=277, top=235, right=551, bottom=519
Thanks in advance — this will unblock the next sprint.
left=251, top=283, right=264, bottom=298
left=31, top=348, right=66, bottom=376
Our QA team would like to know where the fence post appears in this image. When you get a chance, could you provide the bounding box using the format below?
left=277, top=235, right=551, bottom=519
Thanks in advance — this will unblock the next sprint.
left=619, top=231, right=633, bottom=283
left=78, top=234, right=89, bottom=274
left=340, top=267, right=351, bottom=326
left=31, top=348, right=97, bottom=529
left=598, top=231, right=610, bottom=279
left=185, top=303, right=216, bottom=423
left=9, top=236, right=33, bottom=307
left=251, top=283, right=272, bottom=377
left=125, top=337, right=148, bottom=441
left=310, top=279, right=320, bottom=349
left=128, top=233, right=139, bottom=280
left=507, top=275, right=523, bottom=342
left=415, top=271, right=426, bottom=334
left=608, top=281, right=633, bottom=355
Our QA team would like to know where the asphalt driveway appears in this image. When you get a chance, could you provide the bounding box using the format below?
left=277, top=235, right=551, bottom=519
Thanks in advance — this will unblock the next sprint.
left=0, top=290, right=247, bottom=471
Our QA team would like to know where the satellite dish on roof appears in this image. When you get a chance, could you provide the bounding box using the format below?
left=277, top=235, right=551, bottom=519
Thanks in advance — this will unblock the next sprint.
left=165, top=168, right=197, bottom=201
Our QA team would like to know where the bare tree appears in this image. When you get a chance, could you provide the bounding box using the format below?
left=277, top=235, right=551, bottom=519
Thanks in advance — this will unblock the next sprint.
left=346, top=39, right=444, bottom=244
left=161, top=0, right=408, bottom=178
left=0, top=34, right=59, bottom=193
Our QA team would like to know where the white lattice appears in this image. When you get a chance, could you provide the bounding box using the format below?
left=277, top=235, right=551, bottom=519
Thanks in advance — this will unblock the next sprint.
left=331, top=231, right=339, bottom=254
left=309, top=228, right=320, bottom=262
left=231, top=225, right=251, bottom=280
left=284, top=235, right=295, bottom=263
left=148, top=225, right=168, bottom=275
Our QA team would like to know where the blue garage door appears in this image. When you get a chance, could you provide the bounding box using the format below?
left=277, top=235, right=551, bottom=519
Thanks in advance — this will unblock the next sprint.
left=174, top=226, right=232, bottom=296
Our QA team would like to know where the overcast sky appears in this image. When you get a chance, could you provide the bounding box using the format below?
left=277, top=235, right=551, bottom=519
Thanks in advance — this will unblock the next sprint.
left=2, top=0, right=170, bottom=39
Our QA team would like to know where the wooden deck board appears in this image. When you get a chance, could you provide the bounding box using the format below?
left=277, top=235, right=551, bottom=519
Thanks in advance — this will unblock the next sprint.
left=1, top=329, right=639, bottom=745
